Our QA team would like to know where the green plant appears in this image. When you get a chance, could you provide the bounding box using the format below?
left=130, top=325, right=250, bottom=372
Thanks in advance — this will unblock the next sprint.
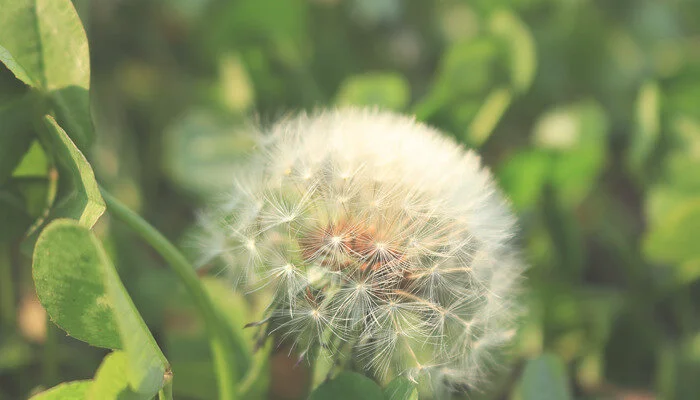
left=3, top=0, right=700, bottom=399
left=0, top=1, right=248, bottom=399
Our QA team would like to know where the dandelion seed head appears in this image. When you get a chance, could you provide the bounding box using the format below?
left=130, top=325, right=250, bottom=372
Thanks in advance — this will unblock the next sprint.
left=202, top=108, right=524, bottom=396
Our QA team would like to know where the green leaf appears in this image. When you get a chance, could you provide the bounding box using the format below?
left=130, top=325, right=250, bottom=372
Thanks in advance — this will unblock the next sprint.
left=665, top=116, right=700, bottom=192
left=644, top=187, right=700, bottom=283
left=29, top=381, right=92, bottom=400
left=335, top=73, right=410, bottom=111
left=541, top=186, right=585, bottom=278
left=644, top=199, right=700, bottom=266
left=0, top=61, right=29, bottom=106
left=414, top=38, right=497, bottom=119
left=645, top=185, right=697, bottom=235
left=309, top=372, right=384, bottom=400
left=490, top=9, right=537, bottom=93
left=89, top=351, right=144, bottom=400
left=11, top=175, right=51, bottom=220
left=628, top=81, right=660, bottom=175
left=0, top=45, right=34, bottom=87
left=0, top=0, right=93, bottom=149
left=466, top=86, right=512, bottom=146
left=534, top=102, right=609, bottom=208
left=24, top=115, right=104, bottom=249
left=0, top=186, right=34, bottom=242
left=32, top=219, right=120, bottom=348
left=518, top=354, right=572, bottom=400
left=497, top=150, right=552, bottom=211
left=103, top=256, right=169, bottom=396
left=0, top=93, right=38, bottom=185
left=438, top=39, right=497, bottom=97
left=12, top=140, right=49, bottom=178
left=383, top=377, right=418, bottom=400
left=218, top=54, right=255, bottom=113
left=33, top=219, right=169, bottom=396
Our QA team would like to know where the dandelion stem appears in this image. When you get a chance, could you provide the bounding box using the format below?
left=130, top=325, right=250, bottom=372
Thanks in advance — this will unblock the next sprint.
left=100, top=188, right=238, bottom=400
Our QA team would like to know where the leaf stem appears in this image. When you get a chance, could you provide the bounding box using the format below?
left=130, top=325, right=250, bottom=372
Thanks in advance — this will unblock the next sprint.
left=99, top=188, right=238, bottom=400
left=158, top=370, right=174, bottom=400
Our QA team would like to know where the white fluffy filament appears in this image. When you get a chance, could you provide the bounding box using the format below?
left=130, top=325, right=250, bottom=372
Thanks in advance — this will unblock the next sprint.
left=201, top=108, right=524, bottom=395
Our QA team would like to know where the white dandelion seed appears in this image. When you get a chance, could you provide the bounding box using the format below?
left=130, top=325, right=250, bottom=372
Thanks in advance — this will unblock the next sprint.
left=201, top=108, right=524, bottom=397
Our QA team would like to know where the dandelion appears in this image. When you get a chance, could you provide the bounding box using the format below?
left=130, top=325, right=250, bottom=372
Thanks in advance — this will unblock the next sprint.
left=200, top=108, right=524, bottom=396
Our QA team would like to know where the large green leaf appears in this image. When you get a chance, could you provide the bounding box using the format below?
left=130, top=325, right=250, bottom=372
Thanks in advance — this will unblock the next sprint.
left=33, top=219, right=169, bottom=396
left=89, top=351, right=144, bottom=400
left=518, top=354, right=572, bottom=400
left=33, top=219, right=120, bottom=348
left=24, top=115, right=104, bottom=248
left=309, top=372, right=384, bottom=400
left=335, top=73, right=410, bottom=111
left=0, top=0, right=93, bottom=149
left=29, top=381, right=92, bottom=400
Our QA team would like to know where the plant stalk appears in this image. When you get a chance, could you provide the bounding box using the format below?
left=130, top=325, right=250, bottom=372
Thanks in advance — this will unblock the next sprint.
left=100, top=188, right=237, bottom=400
left=158, top=370, right=174, bottom=400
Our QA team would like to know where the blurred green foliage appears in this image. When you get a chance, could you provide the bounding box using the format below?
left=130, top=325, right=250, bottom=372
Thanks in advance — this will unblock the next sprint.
left=2, top=0, right=700, bottom=399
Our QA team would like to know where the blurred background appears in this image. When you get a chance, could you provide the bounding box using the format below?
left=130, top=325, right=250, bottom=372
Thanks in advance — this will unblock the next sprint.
left=2, top=0, right=700, bottom=399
